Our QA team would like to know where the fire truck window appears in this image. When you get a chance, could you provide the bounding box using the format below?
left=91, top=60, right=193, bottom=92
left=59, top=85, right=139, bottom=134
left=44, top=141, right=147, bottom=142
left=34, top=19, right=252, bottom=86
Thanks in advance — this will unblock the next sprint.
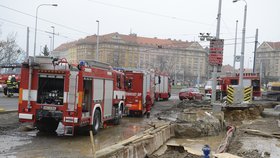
left=231, top=79, right=238, bottom=85
left=37, top=76, right=64, bottom=105
left=117, top=75, right=121, bottom=89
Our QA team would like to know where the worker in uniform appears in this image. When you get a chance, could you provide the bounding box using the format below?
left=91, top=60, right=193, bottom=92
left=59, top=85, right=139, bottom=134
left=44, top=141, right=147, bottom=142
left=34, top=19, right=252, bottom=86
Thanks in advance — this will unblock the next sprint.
left=145, top=94, right=152, bottom=118
left=6, top=75, right=17, bottom=97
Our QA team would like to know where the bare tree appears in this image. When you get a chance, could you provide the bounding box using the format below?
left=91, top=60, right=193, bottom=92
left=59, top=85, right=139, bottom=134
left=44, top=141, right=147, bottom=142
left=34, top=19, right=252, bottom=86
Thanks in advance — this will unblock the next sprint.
left=156, top=55, right=176, bottom=74
left=0, top=33, right=23, bottom=64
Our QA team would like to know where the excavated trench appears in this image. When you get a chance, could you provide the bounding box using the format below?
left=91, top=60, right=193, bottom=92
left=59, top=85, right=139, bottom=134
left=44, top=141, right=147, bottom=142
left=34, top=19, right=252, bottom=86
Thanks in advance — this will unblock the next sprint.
left=96, top=100, right=274, bottom=158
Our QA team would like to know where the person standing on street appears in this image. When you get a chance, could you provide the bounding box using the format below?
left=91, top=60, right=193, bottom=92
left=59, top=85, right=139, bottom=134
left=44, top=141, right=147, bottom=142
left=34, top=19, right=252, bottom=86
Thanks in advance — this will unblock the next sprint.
left=145, top=94, right=152, bottom=118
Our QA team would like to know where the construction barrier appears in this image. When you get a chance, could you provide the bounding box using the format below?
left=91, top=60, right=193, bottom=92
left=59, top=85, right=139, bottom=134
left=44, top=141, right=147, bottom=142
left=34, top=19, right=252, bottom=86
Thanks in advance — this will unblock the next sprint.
left=243, top=86, right=253, bottom=102
left=226, top=86, right=234, bottom=104
left=96, top=123, right=175, bottom=158
left=226, top=86, right=252, bottom=104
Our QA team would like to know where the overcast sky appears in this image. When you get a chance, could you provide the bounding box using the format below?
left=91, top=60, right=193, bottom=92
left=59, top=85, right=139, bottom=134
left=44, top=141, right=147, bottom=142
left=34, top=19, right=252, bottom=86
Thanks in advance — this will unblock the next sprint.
left=1, top=0, right=280, bottom=68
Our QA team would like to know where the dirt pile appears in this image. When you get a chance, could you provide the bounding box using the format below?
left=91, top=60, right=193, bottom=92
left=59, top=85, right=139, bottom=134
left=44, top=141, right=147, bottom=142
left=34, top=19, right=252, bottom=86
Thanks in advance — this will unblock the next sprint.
left=149, top=145, right=201, bottom=158
left=176, top=100, right=211, bottom=109
left=224, top=105, right=264, bottom=124
left=175, top=109, right=223, bottom=138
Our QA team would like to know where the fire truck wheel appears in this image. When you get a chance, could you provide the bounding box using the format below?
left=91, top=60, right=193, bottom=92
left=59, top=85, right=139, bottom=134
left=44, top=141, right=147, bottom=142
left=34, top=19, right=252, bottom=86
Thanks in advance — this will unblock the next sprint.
left=93, top=110, right=101, bottom=135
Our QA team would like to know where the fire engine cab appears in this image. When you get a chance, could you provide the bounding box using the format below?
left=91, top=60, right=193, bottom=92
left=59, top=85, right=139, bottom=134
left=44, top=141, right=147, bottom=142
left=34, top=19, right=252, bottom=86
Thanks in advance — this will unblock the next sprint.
left=220, top=73, right=261, bottom=97
left=204, top=73, right=261, bottom=99
left=18, top=57, right=125, bottom=135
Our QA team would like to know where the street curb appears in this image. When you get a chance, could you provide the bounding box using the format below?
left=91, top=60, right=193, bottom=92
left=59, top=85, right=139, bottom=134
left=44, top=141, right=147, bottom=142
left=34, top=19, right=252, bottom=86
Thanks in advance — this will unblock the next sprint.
left=0, top=109, right=18, bottom=114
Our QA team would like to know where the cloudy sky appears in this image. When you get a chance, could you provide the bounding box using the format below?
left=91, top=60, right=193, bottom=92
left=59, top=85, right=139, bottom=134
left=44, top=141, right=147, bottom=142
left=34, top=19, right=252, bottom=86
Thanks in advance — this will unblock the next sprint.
left=1, top=0, right=279, bottom=68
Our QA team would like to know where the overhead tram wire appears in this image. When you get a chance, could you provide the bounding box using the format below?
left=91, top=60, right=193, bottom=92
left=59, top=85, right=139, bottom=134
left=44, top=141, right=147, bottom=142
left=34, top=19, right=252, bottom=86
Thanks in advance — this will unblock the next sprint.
left=87, top=0, right=215, bottom=27
left=0, top=17, right=77, bottom=41
left=0, top=4, right=91, bottom=36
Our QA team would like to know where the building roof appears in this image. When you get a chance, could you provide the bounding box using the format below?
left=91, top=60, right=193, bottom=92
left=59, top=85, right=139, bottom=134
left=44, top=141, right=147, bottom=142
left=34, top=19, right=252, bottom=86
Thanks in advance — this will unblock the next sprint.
left=54, top=41, right=77, bottom=51
left=55, top=32, right=198, bottom=51
left=266, top=42, right=280, bottom=50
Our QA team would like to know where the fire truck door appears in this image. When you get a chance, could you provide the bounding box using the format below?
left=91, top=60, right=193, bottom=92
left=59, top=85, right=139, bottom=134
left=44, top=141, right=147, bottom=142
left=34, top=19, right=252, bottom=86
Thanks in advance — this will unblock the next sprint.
left=82, top=78, right=92, bottom=114
left=93, top=78, right=104, bottom=108
left=104, top=80, right=113, bottom=117
left=68, top=71, right=78, bottom=111
left=143, top=75, right=147, bottom=104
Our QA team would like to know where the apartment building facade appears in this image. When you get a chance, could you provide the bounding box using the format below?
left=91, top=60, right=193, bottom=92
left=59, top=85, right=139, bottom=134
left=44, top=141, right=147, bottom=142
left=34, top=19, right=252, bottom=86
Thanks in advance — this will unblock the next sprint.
left=255, top=41, right=280, bottom=82
left=53, top=32, right=208, bottom=84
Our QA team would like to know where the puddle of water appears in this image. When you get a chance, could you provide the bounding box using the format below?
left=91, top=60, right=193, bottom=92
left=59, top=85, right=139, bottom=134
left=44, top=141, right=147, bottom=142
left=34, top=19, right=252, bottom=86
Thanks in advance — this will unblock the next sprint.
left=94, top=117, right=147, bottom=151
left=241, top=136, right=280, bottom=157
left=157, top=134, right=225, bottom=155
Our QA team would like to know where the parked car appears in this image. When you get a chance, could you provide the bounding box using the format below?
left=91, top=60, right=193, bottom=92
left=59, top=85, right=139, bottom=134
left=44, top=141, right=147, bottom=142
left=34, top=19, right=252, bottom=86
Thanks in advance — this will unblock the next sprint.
left=179, top=87, right=203, bottom=100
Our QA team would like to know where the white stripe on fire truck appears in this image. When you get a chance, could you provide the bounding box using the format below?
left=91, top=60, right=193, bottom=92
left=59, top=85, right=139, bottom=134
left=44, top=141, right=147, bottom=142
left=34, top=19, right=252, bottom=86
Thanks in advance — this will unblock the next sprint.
left=63, top=92, right=68, bottom=103
left=114, top=90, right=125, bottom=99
left=22, top=89, right=37, bottom=101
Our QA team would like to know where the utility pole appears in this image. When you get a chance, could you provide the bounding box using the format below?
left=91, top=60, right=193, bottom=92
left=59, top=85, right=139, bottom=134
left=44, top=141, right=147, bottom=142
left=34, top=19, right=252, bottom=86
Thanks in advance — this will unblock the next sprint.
left=26, top=27, right=30, bottom=60
left=237, top=1, right=247, bottom=97
left=197, top=61, right=201, bottom=86
left=51, top=26, right=55, bottom=51
left=253, top=28, right=258, bottom=73
left=96, top=20, right=100, bottom=61
left=211, top=0, right=222, bottom=104
left=49, top=36, right=52, bottom=52
left=233, top=20, right=238, bottom=73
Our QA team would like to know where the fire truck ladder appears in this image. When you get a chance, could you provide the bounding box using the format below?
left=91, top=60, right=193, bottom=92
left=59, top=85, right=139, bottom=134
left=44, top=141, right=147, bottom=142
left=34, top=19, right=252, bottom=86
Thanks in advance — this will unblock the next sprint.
left=82, top=60, right=111, bottom=70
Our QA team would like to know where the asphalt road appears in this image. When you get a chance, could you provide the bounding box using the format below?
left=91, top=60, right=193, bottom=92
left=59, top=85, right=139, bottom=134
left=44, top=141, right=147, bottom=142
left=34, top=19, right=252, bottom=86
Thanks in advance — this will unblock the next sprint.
left=0, top=92, right=180, bottom=158
left=0, top=93, right=18, bottom=111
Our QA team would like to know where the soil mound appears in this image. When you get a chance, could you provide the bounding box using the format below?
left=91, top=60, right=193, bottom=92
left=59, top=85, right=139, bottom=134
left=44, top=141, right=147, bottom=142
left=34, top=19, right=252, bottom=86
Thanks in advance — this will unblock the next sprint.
left=224, top=105, right=264, bottom=124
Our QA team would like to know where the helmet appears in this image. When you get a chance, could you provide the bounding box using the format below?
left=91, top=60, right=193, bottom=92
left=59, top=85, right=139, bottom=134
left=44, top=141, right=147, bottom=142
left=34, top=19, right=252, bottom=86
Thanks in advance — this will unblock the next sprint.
left=8, top=75, right=12, bottom=80
left=12, top=75, right=15, bottom=77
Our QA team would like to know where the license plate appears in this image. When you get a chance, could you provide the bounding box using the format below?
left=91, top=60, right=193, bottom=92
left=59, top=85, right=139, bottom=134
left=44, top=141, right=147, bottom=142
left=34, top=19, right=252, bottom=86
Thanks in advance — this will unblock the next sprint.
left=43, top=106, right=56, bottom=111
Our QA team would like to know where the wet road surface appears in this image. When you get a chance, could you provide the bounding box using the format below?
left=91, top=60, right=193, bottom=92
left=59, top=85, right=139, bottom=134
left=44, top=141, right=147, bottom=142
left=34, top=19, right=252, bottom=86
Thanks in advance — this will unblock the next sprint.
left=0, top=96, right=179, bottom=158
left=0, top=93, right=18, bottom=111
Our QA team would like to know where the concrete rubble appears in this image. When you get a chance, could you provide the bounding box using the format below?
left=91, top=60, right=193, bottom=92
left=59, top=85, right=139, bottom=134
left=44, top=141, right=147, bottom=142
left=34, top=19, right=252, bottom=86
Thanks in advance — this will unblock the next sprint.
left=96, top=122, right=175, bottom=158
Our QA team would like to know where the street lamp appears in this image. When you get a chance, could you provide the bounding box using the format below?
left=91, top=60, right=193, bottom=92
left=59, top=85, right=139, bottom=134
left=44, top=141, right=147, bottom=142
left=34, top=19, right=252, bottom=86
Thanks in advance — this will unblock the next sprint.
left=233, top=0, right=247, bottom=95
left=49, top=36, right=52, bottom=52
left=51, top=26, right=55, bottom=51
left=33, top=4, right=58, bottom=57
left=96, top=20, right=100, bottom=61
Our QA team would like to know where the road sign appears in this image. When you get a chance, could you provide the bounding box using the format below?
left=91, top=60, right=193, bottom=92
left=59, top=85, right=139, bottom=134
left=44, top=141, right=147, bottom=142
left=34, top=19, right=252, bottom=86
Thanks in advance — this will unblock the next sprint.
left=210, top=39, right=224, bottom=54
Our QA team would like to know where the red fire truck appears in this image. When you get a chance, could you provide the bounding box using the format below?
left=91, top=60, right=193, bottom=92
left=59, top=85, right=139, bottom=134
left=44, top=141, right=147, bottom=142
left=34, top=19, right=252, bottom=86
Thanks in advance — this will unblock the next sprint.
left=220, top=73, right=261, bottom=97
left=18, top=57, right=125, bottom=135
left=124, top=70, right=155, bottom=116
left=154, top=72, right=171, bottom=101
left=204, top=73, right=261, bottom=99
left=0, top=63, right=21, bottom=95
